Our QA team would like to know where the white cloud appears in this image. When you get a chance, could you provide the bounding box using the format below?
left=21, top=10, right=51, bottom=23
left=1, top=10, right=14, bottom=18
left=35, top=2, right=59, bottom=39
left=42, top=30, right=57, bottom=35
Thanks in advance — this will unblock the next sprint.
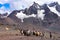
left=9, top=0, right=60, bottom=10
left=0, top=0, right=60, bottom=14
left=0, top=0, right=60, bottom=10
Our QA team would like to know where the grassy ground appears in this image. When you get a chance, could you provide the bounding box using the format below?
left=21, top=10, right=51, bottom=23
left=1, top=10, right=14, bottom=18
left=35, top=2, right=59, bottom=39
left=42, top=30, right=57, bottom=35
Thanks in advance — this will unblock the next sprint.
left=0, top=25, right=60, bottom=40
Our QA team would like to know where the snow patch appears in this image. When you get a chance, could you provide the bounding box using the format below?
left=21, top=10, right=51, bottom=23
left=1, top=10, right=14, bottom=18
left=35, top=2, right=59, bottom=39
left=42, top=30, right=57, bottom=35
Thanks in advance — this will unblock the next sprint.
left=16, top=11, right=36, bottom=22
left=37, top=10, right=45, bottom=20
left=47, top=5, right=60, bottom=16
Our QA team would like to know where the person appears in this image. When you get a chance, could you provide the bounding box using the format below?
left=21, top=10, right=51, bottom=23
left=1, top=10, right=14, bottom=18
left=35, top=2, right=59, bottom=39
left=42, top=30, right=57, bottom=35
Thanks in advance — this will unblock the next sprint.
left=50, top=32, right=52, bottom=39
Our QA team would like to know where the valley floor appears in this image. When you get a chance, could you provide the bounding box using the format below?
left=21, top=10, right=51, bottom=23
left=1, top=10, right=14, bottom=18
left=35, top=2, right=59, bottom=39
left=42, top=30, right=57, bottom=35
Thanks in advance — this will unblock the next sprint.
left=0, top=25, right=60, bottom=40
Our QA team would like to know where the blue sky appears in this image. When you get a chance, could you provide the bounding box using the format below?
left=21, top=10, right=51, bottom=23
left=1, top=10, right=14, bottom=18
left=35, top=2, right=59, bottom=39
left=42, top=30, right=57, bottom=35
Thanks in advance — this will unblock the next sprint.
left=0, top=0, right=60, bottom=13
left=0, top=3, right=10, bottom=9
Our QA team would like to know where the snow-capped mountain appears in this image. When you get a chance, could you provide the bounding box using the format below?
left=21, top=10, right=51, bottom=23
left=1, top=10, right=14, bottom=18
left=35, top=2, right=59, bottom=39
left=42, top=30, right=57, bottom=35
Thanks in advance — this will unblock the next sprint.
left=0, top=2, right=60, bottom=32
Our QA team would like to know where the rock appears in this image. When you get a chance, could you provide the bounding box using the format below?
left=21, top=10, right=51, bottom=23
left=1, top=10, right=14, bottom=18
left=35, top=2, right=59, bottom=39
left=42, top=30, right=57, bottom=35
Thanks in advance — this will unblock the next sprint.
left=44, top=32, right=51, bottom=39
